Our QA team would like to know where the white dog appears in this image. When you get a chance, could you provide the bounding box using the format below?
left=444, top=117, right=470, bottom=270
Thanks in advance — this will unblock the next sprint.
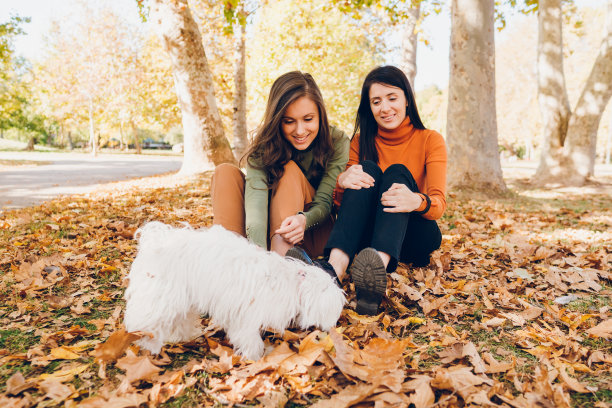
left=123, top=222, right=346, bottom=360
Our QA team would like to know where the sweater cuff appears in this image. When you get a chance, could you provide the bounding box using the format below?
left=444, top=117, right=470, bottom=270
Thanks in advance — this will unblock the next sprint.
left=413, top=194, right=431, bottom=215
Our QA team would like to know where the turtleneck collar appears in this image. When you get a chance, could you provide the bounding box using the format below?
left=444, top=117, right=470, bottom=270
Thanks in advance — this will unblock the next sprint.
left=377, top=116, right=414, bottom=146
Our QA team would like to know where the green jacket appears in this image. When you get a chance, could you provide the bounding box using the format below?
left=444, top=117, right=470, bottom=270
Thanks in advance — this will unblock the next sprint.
left=245, top=126, right=350, bottom=249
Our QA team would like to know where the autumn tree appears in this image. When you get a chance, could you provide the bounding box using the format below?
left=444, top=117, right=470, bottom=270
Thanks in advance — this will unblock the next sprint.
left=248, top=0, right=384, bottom=132
left=149, top=0, right=236, bottom=174
left=329, top=0, right=443, bottom=88
left=446, top=0, right=507, bottom=192
left=533, top=0, right=612, bottom=185
left=35, top=4, right=140, bottom=156
left=0, top=15, right=44, bottom=140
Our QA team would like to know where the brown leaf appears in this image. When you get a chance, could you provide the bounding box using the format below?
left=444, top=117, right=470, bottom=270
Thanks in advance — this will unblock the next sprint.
left=558, top=367, right=590, bottom=393
left=587, top=351, right=612, bottom=366
left=438, top=342, right=487, bottom=374
left=328, top=328, right=370, bottom=381
left=45, top=294, right=73, bottom=309
left=70, top=300, right=92, bottom=315
left=116, top=349, right=162, bottom=383
left=310, top=382, right=380, bottom=408
left=77, top=393, right=149, bottom=408
left=257, top=389, right=289, bottom=408
left=482, top=317, right=506, bottom=328
left=207, top=343, right=238, bottom=373
left=39, top=379, right=76, bottom=403
left=483, top=352, right=514, bottom=374
left=92, top=330, right=142, bottom=363
left=403, top=375, right=435, bottom=408
left=586, top=319, right=612, bottom=339
left=5, top=371, right=37, bottom=396
left=395, top=283, right=423, bottom=301
left=519, top=306, right=543, bottom=321
left=431, top=366, right=493, bottom=399
left=500, top=312, right=527, bottom=327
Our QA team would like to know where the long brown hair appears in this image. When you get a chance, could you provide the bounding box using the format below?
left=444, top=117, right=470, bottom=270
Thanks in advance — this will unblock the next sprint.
left=242, top=71, right=333, bottom=191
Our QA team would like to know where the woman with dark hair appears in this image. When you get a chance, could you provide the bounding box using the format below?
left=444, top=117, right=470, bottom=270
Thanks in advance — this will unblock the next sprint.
left=211, top=71, right=349, bottom=258
left=315, top=65, right=447, bottom=315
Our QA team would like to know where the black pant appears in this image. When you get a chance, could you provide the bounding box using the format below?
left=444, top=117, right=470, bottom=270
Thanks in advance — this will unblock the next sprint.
left=325, top=160, right=441, bottom=272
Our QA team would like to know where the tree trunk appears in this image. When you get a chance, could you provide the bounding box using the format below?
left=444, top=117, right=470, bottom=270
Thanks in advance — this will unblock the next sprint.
left=88, top=96, right=98, bottom=157
left=533, top=0, right=574, bottom=183
left=401, top=3, right=420, bottom=89
left=150, top=0, right=236, bottom=174
left=562, top=0, right=612, bottom=181
left=24, top=137, right=36, bottom=151
left=446, top=0, right=506, bottom=192
left=67, top=131, right=74, bottom=150
left=119, top=121, right=124, bottom=150
left=131, top=121, right=142, bottom=154
left=232, top=14, right=248, bottom=160
left=606, top=111, right=612, bottom=164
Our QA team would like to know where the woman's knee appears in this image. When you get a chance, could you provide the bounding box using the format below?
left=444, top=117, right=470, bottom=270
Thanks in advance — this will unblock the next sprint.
left=214, top=163, right=243, bottom=181
left=282, top=160, right=302, bottom=176
left=360, top=160, right=383, bottom=179
left=384, top=163, right=411, bottom=177
left=382, top=163, right=417, bottom=186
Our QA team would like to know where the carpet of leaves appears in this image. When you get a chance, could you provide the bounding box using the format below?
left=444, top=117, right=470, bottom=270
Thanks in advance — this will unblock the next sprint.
left=0, top=172, right=611, bottom=408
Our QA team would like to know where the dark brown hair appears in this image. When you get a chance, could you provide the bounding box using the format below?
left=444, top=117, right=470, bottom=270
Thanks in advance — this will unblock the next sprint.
left=355, top=65, right=425, bottom=163
left=242, top=71, right=333, bottom=191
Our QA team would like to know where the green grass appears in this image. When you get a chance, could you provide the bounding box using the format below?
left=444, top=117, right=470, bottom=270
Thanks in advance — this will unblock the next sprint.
left=0, top=329, right=40, bottom=353
left=571, top=388, right=612, bottom=407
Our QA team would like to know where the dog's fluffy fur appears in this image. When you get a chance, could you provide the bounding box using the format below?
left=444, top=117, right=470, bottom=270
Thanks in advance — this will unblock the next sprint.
left=124, top=222, right=346, bottom=360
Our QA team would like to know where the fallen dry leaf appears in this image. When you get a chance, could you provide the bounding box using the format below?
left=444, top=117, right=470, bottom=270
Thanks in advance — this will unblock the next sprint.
left=5, top=372, right=37, bottom=396
left=116, top=349, right=162, bottom=383
left=586, top=319, right=612, bottom=339
left=92, top=330, right=143, bottom=363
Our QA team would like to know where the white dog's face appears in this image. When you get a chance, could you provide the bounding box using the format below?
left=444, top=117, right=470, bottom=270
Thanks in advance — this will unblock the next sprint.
left=296, top=265, right=346, bottom=330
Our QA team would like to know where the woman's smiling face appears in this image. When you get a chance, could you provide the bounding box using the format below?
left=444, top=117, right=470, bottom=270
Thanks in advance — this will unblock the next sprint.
left=281, top=96, right=320, bottom=150
left=368, top=82, right=408, bottom=131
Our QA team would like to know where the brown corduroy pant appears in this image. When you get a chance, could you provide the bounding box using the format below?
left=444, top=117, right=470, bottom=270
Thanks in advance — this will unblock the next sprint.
left=211, top=161, right=333, bottom=257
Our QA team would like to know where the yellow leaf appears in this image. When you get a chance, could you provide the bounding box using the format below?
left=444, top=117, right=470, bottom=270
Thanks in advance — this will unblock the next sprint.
left=39, top=364, right=88, bottom=382
left=345, top=309, right=381, bottom=323
left=50, top=347, right=80, bottom=360
left=407, top=317, right=426, bottom=325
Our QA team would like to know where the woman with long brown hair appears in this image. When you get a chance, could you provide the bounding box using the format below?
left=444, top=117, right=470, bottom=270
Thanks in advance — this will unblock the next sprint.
left=212, top=71, right=349, bottom=259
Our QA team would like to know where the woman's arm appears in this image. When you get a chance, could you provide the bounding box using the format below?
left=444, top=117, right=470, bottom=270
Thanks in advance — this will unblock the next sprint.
left=244, top=163, right=270, bottom=249
left=414, top=131, right=447, bottom=220
left=332, top=134, right=361, bottom=207
left=301, top=126, right=350, bottom=229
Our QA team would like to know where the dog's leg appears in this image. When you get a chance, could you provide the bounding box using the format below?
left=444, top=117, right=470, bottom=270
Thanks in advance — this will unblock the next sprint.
left=225, top=321, right=264, bottom=361
left=167, top=311, right=202, bottom=343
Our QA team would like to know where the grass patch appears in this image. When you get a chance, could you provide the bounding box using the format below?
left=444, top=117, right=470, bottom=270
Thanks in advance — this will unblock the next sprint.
left=0, top=329, right=40, bottom=353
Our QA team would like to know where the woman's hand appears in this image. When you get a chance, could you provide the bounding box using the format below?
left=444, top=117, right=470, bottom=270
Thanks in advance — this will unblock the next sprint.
left=381, top=183, right=423, bottom=213
left=337, top=165, right=375, bottom=190
left=275, top=214, right=307, bottom=245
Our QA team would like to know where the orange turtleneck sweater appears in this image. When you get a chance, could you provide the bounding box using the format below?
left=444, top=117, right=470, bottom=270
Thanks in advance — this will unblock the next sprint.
left=333, top=117, right=447, bottom=220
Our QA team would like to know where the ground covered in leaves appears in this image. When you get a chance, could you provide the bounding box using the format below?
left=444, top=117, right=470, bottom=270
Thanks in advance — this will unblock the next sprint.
left=0, top=171, right=611, bottom=407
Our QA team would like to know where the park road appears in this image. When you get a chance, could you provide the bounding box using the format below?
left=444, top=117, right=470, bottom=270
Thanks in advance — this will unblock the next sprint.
left=0, top=151, right=183, bottom=210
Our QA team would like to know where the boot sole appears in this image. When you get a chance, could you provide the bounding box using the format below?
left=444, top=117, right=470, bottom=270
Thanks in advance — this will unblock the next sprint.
left=351, top=248, right=387, bottom=315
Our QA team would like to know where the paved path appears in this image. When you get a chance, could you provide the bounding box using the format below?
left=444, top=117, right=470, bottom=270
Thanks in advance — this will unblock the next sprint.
left=0, top=152, right=182, bottom=210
